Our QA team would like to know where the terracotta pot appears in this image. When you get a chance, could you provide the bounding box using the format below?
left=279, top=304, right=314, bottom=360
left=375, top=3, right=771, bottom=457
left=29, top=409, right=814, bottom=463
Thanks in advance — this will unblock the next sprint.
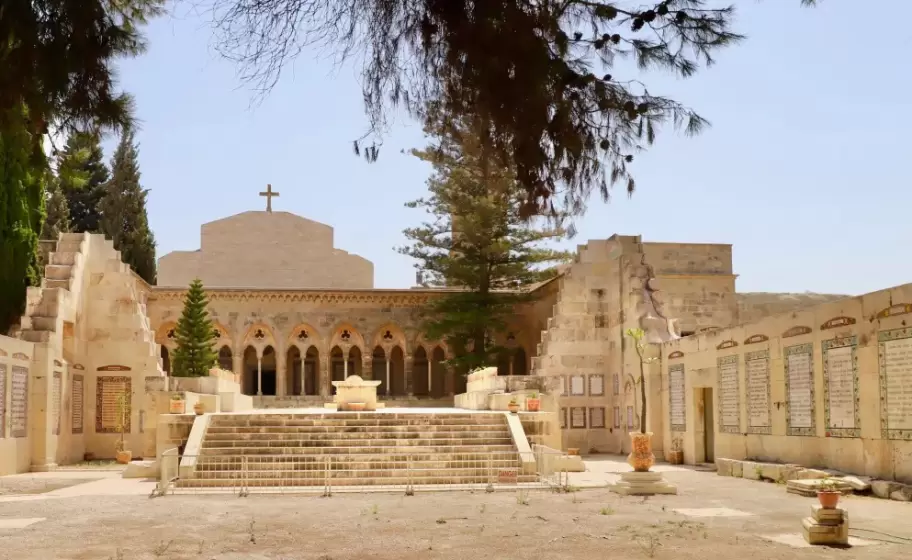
left=347, top=402, right=367, bottom=412
left=508, top=402, right=520, bottom=414
left=169, top=398, right=185, bottom=414
left=627, top=432, right=655, bottom=472
left=817, top=491, right=841, bottom=509
left=668, top=450, right=684, bottom=465
left=526, top=398, right=541, bottom=412
left=116, top=450, right=132, bottom=464
left=567, top=448, right=580, bottom=456
left=193, top=402, right=205, bottom=415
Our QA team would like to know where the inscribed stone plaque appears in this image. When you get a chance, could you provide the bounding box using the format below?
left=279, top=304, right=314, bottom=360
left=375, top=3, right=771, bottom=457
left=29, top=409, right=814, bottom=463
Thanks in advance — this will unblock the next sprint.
left=10, top=366, right=28, bottom=438
left=72, top=374, right=84, bottom=434
left=570, top=407, right=586, bottom=428
left=626, top=406, right=635, bottom=429
left=669, top=364, right=686, bottom=432
left=0, top=364, right=6, bottom=438
left=589, top=374, right=604, bottom=396
left=823, top=337, right=859, bottom=437
left=570, top=375, right=585, bottom=396
left=745, top=350, right=771, bottom=434
left=717, top=355, right=740, bottom=434
left=613, top=374, right=620, bottom=396
left=560, top=408, right=567, bottom=429
left=784, top=343, right=815, bottom=436
left=879, top=328, right=912, bottom=440
left=613, top=406, right=621, bottom=428
left=559, top=376, right=566, bottom=396
left=51, top=371, right=62, bottom=436
left=590, top=407, right=605, bottom=428
left=95, top=376, right=132, bottom=434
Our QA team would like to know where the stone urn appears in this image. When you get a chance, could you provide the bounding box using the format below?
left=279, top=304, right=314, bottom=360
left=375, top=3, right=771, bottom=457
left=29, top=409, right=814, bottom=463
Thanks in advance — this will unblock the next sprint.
left=627, top=432, right=655, bottom=472
left=193, top=402, right=205, bottom=415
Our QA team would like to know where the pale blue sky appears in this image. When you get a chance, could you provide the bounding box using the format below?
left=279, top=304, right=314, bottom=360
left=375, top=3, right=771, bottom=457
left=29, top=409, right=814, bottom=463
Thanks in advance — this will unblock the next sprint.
left=108, top=1, right=911, bottom=294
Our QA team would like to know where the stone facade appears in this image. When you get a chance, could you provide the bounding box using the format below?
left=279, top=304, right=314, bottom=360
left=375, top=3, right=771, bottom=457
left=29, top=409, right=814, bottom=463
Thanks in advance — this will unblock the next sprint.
left=157, top=211, right=373, bottom=289
left=657, top=283, right=912, bottom=483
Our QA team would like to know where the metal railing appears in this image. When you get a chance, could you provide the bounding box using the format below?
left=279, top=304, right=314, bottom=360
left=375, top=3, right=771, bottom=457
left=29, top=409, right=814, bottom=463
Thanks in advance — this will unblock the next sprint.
left=155, top=446, right=572, bottom=496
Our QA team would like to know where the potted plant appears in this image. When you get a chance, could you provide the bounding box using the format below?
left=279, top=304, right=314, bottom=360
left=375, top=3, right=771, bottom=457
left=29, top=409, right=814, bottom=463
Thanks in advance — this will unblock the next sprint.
left=526, top=391, right=541, bottom=412
left=114, top=394, right=132, bottom=464
left=625, top=328, right=659, bottom=472
left=817, top=477, right=842, bottom=509
left=507, top=397, right=520, bottom=414
left=668, top=436, right=684, bottom=465
left=169, top=393, right=185, bottom=414
left=193, top=401, right=205, bottom=415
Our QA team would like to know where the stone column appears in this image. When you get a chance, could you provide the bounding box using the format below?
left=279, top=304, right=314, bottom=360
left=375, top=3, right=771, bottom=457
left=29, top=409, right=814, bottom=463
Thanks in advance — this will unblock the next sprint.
left=232, top=353, right=243, bottom=390
left=319, top=356, right=330, bottom=398
left=256, top=356, right=263, bottom=396
left=385, top=358, right=391, bottom=396
left=362, top=356, right=372, bottom=381
left=276, top=350, right=287, bottom=397
left=445, top=365, right=455, bottom=396
left=405, top=354, right=414, bottom=397
left=343, top=348, right=349, bottom=378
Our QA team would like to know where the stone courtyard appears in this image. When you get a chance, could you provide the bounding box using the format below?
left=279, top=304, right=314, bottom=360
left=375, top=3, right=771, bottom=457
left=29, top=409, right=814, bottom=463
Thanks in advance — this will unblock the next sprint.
left=0, top=457, right=909, bottom=559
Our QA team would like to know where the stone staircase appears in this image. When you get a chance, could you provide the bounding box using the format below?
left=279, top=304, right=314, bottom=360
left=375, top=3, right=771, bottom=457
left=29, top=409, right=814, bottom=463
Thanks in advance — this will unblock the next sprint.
left=17, top=232, right=164, bottom=375
left=179, top=412, right=536, bottom=488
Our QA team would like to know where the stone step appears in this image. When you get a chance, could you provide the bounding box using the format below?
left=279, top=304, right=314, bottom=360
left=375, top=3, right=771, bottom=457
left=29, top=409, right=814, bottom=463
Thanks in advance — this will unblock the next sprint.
left=188, top=467, right=528, bottom=481
left=55, top=241, right=82, bottom=253
left=42, top=279, right=70, bottom=291
left=177, top=474, right=539, bottom=488
left=201, top=437, right=515, bottom=449
left=19, top=329, right=50, bottom=343
left=45, top=264, right=73, bottom=280
left=49, top=251, right=78, bottom=266
left=198, top=444, right=518, bottom=456
left=28, top=316, right=58, bottom=332
left=204, top=424, right=509, bottom=435
left=210, top=415, right=506, bottom=427
left=194, top=458, right=522, bottom=471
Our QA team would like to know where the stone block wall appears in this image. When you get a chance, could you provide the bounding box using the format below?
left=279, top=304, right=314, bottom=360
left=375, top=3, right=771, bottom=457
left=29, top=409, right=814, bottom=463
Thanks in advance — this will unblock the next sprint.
left=659, top=283, right=912, bottom=482
left=736, top=292, right=849, bottom=325
left=157, top=211, right=374, bottom=289
left=0, top=336, right=36, bottom=475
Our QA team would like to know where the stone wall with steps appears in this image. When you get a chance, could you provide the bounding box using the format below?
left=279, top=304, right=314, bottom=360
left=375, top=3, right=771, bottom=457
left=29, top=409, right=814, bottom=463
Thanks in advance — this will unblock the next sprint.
left=178, top=412, right=536, bottom=488
left=10, top=233, right=166, bottom=472
left=253, top=395, right=455, bottom=409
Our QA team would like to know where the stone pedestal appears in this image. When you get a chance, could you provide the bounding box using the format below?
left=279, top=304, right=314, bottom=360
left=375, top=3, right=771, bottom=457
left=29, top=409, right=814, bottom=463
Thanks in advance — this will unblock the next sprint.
left=331, top=375, right=382, bottom=411
left=610, top=470, right=678, bottom=496
left=801, top=505, right=849, bottom=546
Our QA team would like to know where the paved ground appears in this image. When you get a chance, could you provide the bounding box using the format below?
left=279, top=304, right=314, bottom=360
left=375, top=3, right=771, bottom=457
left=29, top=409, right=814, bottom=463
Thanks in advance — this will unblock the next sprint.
left=0, top=456, right=909, bottom=559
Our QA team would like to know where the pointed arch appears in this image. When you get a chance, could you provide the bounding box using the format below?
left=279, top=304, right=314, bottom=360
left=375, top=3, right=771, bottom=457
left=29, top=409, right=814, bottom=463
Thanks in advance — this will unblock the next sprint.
left=155, top=321, right=178, bottom=349
left=329, top=322, right=365, bottom=351
left=371, top=323, right=407, bottom=352
left=287, top=322, right=324, bottom=354
left=243, top=323, right=276, bottom=349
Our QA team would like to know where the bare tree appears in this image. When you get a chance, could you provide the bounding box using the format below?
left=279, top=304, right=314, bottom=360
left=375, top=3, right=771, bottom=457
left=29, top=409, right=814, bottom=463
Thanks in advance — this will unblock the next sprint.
left=208, top=0, right=819, bottom=218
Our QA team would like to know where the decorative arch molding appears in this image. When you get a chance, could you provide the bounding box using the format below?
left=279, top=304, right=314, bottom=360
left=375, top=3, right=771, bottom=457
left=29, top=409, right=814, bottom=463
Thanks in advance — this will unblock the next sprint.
left=210, top=322, right=232, bottom=348
left=744, top=334, right=769, bottom=345
left=243, top=323, right=277, bottom=349
left=329, top=322, right=366, bottom=351
left=415, top=333, right=449, bottom=358
left=287, top=322, right=324, bottom=353
left=371, top=323, right=408, bottom=353
left=668, top=350, right=684, bottom=360
left=155, top=321, right=178, bottom=348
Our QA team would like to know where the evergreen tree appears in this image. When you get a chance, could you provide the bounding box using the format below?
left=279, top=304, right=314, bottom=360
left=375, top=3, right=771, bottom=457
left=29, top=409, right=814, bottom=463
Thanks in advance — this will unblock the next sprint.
left=41, top=176, right=71, bottom=240
left=56, top=131, right=109, bottom=233
left=0, top=106, right=48, bottom=334
left=399, top=107, right=572, bottom=371
left=170, top=279, right=218, bottom=377
left=1, top=0, right=164, bottom=135
left=211, top=1, right=818, bottom=218
left=100, top=129, right=157, bottom=284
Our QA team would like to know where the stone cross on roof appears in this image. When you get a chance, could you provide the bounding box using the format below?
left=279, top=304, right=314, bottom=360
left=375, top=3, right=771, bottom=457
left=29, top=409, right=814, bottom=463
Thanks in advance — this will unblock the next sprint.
left=259, top=183, right=280, bottom=212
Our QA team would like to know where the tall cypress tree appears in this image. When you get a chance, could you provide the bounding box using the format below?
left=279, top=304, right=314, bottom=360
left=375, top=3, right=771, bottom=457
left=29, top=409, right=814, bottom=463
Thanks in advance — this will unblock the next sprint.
left=0, top=106, right=47, bottom=334
left=100, top=129, right=157, bottom=284
left=41, top=175, right=71, bottom=240
left=57, top=131, right=108, bottom=233
left=170, top=279, right=217, bottom=377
